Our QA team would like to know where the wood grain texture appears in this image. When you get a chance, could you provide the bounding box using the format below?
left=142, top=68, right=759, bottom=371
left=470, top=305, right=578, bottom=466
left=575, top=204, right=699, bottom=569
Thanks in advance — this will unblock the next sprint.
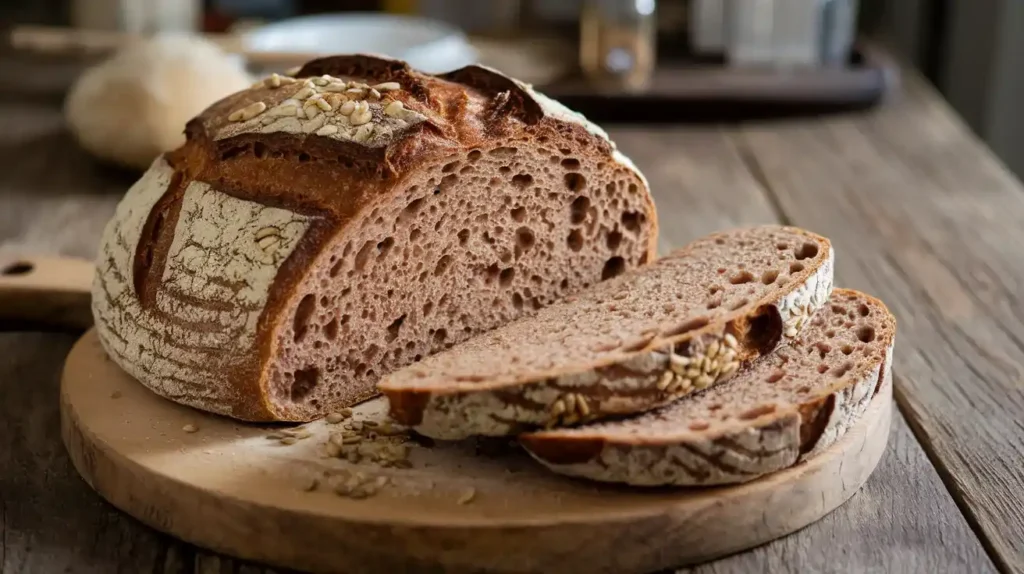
left=0, top=54, right=999, bottom=573
left=733, top=72, right=1024, bottom=573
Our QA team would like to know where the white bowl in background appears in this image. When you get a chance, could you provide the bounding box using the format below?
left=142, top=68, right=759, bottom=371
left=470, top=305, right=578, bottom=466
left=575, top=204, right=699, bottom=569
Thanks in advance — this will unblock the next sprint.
left=241, top=13, right=478, bottom=74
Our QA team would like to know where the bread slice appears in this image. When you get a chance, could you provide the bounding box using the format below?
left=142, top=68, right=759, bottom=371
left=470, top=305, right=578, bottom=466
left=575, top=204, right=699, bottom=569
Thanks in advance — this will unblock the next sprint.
left=380, top=225, right=834, bottom=439
left=518, top=288, right=895, bottom=486
left=90, top=55, right=657, bottom=422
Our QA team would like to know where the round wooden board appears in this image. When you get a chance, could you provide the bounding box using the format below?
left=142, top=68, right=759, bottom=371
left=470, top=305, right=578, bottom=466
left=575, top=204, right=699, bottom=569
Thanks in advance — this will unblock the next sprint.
left=62, top=329, right=892, bottom=574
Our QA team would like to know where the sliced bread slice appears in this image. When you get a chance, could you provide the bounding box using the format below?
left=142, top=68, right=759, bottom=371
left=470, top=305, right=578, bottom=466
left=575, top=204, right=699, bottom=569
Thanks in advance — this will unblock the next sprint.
left=518, top=288, right=895, bottom=486
left=380, top=225, right=834, bottom=439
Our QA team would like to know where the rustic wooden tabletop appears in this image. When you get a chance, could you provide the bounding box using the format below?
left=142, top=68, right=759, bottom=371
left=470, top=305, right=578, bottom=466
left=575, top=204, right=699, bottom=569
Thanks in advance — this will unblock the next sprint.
left=0, top=55, right=1020, bottom=574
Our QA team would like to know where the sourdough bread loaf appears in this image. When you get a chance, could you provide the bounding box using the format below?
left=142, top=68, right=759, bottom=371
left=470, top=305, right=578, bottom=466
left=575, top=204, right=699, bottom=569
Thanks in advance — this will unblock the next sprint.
left=380, top=225, right=834, bottom=439
left=519, top=288, right=895, bottom=486
left=91, top=55, right=657, bottom=422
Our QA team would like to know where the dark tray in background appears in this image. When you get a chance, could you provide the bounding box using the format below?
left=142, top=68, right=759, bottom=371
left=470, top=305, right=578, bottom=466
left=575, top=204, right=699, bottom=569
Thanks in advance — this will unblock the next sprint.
left=538, top=45, right=900, bottom=124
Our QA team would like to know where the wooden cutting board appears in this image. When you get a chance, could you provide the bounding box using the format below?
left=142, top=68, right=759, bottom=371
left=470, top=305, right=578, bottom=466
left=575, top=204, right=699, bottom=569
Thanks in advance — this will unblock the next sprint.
left=5, top=254, right=892, bottom=574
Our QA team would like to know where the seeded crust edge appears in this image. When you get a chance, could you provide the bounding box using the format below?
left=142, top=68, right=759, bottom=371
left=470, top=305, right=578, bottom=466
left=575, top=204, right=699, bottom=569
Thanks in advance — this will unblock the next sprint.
left=382, top=227, right=834, bottom=439
left=516, top=289, right=896, bottom=486
left=95, top=54, right=659, bottom=423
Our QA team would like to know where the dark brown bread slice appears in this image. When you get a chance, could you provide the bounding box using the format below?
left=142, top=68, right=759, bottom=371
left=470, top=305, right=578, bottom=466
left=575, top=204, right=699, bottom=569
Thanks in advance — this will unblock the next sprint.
left=380, top=225, right=834, bottom=439
left=519, top=288, right=895, bottom=486
left=91, top=55, right=657, bottom=422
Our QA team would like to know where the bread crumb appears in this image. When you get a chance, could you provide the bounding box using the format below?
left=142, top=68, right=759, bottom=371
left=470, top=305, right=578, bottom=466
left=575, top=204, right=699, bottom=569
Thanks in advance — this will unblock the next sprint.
left=110, top=390, right=122, bottom=399
left=182, top=424, right=198, bottom=433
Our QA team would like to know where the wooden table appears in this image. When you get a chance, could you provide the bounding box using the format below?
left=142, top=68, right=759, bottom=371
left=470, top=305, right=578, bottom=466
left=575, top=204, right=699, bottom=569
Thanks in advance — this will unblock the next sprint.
left=1, top=56, right=1019, bottom=574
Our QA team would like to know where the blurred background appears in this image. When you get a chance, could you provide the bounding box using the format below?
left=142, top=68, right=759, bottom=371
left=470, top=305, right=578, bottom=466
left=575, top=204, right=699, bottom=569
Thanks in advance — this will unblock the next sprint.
left=0, top=1, right=1016, bottom=175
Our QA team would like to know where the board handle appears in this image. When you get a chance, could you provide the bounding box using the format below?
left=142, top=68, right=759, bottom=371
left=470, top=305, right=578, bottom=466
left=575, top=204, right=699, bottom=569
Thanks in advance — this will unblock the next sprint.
left=0, top=255, right=95, bottom=331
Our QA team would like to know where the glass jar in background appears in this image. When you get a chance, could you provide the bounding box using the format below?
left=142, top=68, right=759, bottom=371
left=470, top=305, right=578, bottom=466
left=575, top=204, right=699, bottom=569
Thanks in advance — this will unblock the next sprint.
left=579, top=0, right=657, bottom=92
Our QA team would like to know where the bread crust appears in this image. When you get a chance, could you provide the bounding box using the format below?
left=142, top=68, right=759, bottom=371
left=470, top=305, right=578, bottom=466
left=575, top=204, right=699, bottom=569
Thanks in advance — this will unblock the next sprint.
left=91, top=55, right=656, bottom=421
left=381, top=228, right=834, bottom=439
left=518, top=289, right=895, bottom=486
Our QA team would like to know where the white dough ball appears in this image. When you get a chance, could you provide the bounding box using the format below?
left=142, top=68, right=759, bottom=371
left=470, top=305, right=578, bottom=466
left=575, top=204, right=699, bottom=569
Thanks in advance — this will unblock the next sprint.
left=65, top=34, right=254, bottom=170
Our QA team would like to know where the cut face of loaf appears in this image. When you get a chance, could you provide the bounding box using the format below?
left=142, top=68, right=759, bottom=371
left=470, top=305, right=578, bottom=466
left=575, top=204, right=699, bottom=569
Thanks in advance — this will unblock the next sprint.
left=90, top=55, right=657, bottom=422
left=519, top=288, right=896, bottom=486
left=380, top=225, right=834, bottom=439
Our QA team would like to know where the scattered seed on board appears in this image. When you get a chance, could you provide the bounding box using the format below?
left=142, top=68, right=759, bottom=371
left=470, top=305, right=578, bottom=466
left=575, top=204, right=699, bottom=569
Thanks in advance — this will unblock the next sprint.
left=301, top=477, right=320, bottom=492
left=457, top=487, right=476, bottom=505
left=182, top=424, right=198, bottom=433
left=326, top=412, right=345, bottom=424
left=280, top=437, right=298, bottom=445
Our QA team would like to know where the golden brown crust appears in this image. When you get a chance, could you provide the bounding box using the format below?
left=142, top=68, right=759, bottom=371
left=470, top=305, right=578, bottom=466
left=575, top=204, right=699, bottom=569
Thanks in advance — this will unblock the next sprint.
left=109, top=54, right=655, bottom=421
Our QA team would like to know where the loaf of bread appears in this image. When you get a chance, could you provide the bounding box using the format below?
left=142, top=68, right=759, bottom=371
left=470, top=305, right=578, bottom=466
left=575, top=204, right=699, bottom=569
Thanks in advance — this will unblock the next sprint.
left=381, top=225, right=834, bottom=439
left=518, top=288, right=895, bottom=486
left=91, top=55, right=657, bottom=422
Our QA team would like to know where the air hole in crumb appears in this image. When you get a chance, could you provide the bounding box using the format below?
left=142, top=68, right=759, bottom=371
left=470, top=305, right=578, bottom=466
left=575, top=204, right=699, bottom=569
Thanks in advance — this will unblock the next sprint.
left=761, top=270, right=779, bottom=285
left=512, top=292, right=524, bottom=310
left=832, top=362, right=854, bottom=377
left=511, top=206, right=527, bottom=221
left=663, top=316, right=710, bottom=337
left=292, top=295, right=315, bottom=342
left=499, top=268, right=515, bottom=287
left=730, top=270, right=754, bottom=285
left=442, top=161, right=460, bottom=173
left=857, top=326, right=875, bottom=343
left=561, top=158, right=581, bottom=170
left=323, top=319, right=339, bottom=340
left=564, top=173, right=586, bottom=192
left=377, top=237, right=394, bottom=258
left=790, top=262, right=805, bottom=274
left=841, top=345, right=853, bottom=355
left=400, top=198, right=424, bottom=223
left=298, top=152, right=311, bottom=162
left=707, top=296, right=722, bottom=310
left=567, top=230, right=584, bottom=252
left=859, top=304, right=870, bottom=317
left=606, top=230, right=623, bottom=250
left=817, top=364, right=829, bottom=374
left=433, top=329, right=448, bottom=345
left=499, top=166, right=512, bottom=174
left=621, top=211, right=642, bottom=233
left=776, top=243, right=788, bottom=250
left=253, top=142, right=267, bottom=159
left=815, top=342, right=831, bottom=358
left=423, top=301, right=433, bottom=316
left=570, top=196, right=590, bottom=224
left=434, top=254, right=453, bottom=276
left=489, top=146, right=517, bottom=158
left=688, top=421, right=710, bottom=431
left=290, top=367, right=319, bottom=402
left=458, top=229, right=470, bottom=245
left=602, top=256, right=626, bottom=280
left=468, top=150, right=482, bottom=161
left=717, top=268, right=727, bottom=274
left=798, top=386, right=811, bottom=394
left=485, top=263, right=501, bottom=284
left=795, top=242, right=819, bottom=260
left=516, top=227, right=536, bottom=251
left=767, top=370, right=785, bottom=383
left=826, top=330, right=836, bottom=338
left=740, top=404, right=775, bottom=420
left=512, top=174, right=533, bottom=188
left=560, top=278, right=569, bottom=290
left=386, top=315, right=406, bottom=343
left=745, top=305, right=783, bottom=355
